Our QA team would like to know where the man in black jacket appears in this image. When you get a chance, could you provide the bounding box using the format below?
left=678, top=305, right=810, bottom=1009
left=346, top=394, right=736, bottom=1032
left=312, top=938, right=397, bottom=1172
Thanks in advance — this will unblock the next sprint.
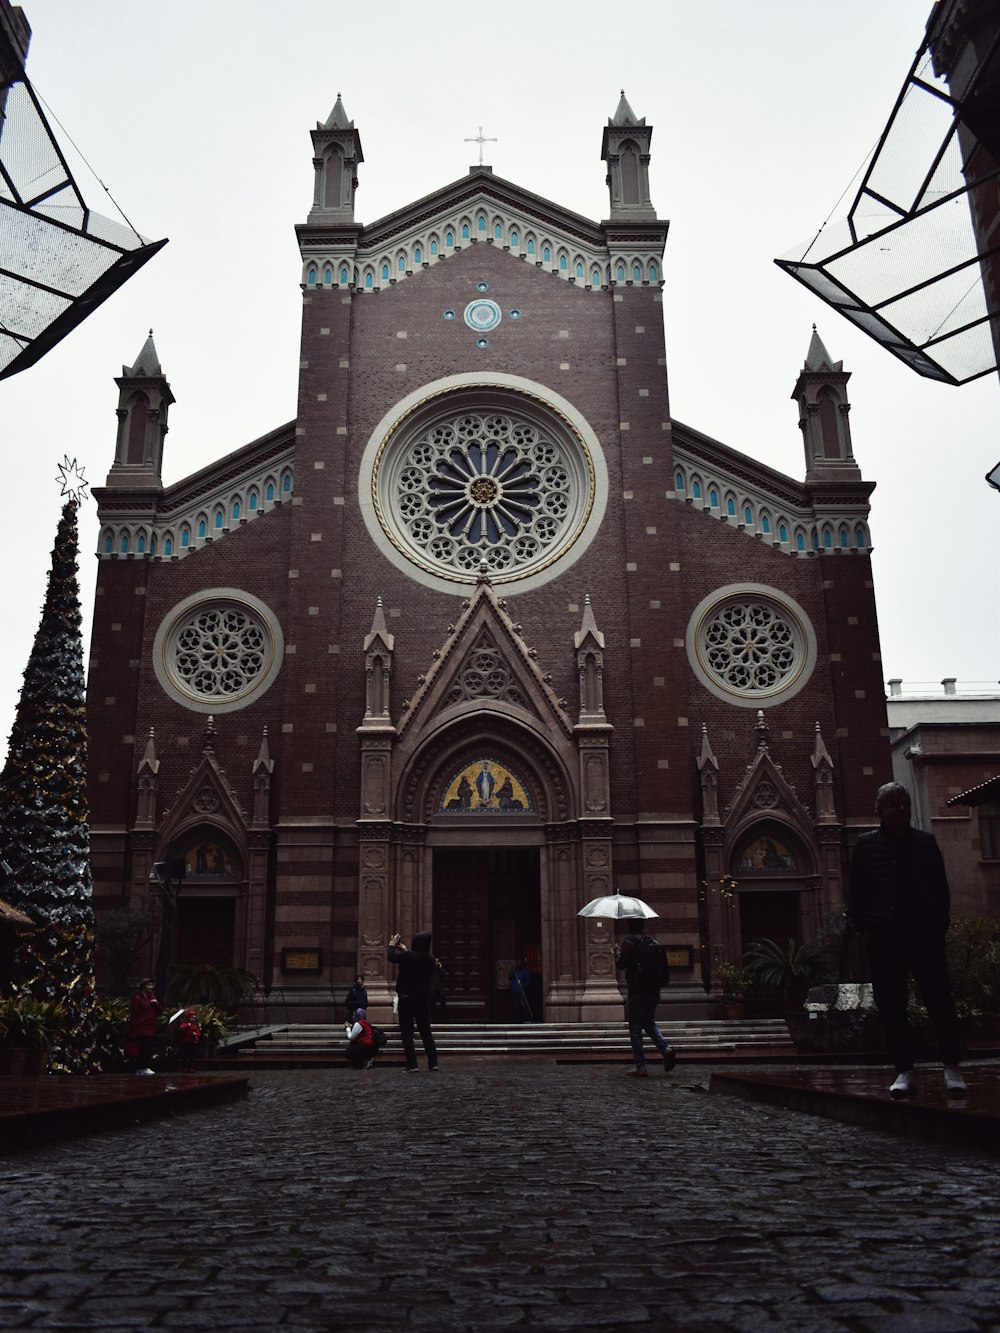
left=848, top=782, right=965, bottom=1097
left=387, top=931, right=439, bottom=1072
left=614, top=919, right=676, bottom=1078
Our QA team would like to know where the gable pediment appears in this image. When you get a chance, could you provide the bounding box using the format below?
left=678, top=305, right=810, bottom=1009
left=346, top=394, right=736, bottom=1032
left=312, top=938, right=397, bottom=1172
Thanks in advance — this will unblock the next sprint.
left=397, top=579, right=572, bottom=741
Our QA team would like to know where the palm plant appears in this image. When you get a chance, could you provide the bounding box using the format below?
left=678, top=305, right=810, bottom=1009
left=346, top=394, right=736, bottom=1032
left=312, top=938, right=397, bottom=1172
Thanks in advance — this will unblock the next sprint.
left=742, top=937, right=824, bottom=1006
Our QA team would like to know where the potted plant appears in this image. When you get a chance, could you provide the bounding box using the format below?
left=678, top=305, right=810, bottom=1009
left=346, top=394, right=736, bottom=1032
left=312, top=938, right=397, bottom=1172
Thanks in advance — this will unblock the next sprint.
left=714, top=962, right=752, bottom=1019
left=742, top=937, right=824, bottom=1013
left=0, top=994, right=70, bottom=1074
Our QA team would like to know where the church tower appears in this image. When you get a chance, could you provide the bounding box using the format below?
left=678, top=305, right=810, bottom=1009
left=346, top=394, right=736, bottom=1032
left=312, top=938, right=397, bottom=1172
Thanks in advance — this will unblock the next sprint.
left=106, top=330, right=173, bottom=488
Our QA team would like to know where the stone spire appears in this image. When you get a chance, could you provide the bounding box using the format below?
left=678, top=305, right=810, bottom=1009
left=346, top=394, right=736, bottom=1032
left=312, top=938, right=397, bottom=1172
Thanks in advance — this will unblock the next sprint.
left=106, top=329, right=173, bottom=487
left=601, top=91, right=655, bottom=219
left=792, top=326, right=861, bottom=480
left=307, top=93, right=364, bottom=223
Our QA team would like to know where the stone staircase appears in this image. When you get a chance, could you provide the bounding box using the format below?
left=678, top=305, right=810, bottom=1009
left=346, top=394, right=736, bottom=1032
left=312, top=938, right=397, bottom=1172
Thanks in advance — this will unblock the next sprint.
left=221, top=1018, right=793, bottom=1065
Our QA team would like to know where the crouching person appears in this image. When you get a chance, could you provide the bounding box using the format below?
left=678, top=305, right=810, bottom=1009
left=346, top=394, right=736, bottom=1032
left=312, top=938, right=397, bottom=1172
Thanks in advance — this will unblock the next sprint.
left=344, top=1008, right=378, bottom=1069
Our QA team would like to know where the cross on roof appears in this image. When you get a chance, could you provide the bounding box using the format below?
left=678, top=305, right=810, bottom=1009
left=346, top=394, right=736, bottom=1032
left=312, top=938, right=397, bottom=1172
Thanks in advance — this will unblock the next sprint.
left=464, top=126, right=497, bottom=166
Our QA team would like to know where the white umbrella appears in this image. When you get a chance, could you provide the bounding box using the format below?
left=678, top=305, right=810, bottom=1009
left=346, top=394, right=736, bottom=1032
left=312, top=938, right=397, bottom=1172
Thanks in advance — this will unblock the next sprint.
left=577, top=892, right=658, bottom=919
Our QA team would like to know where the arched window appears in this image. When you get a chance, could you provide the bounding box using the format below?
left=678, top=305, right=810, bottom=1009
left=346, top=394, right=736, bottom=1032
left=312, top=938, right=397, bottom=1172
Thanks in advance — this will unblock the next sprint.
left=559, top=254, right=567, bottom=271
left=339, top=266, right=349, bottom=284
left=181, top=527, right=190, bottom=548
left=120, top=533, right=130, bottom=553
left=249, top=492, right=258, bottom=511
left=575, top=261, right=584, bottom=278
left=616, top=263, right=625, bottom=281
left=494, top=222, right=502, bottom=241
left=543, top=245, right=552, bottom=262
left=778, top=523, right=788, bottom=543
left=649, top=263, right=658, bottom=282
left=413, top=246, right=422, bottom=265
left=509, top=229, right=519, bottom=247
left=633, top=263, right=642, bottom=281
left=462, top=223, right=470, bottom=239
left=675, top=472, right=685, bottom=492
left=856, top=526, right=867, bottom=549
left=796, top=531, right=806, bottom=551
left=709, top=489, right=719, bottom=508
left=103, top=531, right=113, bottom=553
left=214, top=509, right=224, bottom=530
left=397, top=254, right=406, bottom=272
left=478, top=215, right=486, bottom=232
left=323, top=267, right=332, bottom=286
left=149, top=534, right=157, bottom=555
left=812, top=530, right=821, bottom=551
left=839, top=527, right=849, bottom=548
left=761, top=514, right=771, bottom=534
left=823, top=528, right=833, bottom=549
left=381, top=262, right=389, bottom=281
left=726, top=497, right=736, bottom=517
left=307, top=268, right=316, bottom=287
left=692, top=480, right=702, bottom=499
left=446, top=231, right=454, bottom=248
left=198, top=519, right=207, bottom=539
left=744, top=505, right=753, bottom=525
left=282, top=471, right=292, bottom=493
left=136, top=533, right=146, bottom=553
left=266, top=482, right=275, bottom=502
left=232, top=499, right=241, bottom=521
left=164, top=535, right=173, bottom=556
left=526, top=238, right=535, bottom=255
left=365, top=270, right=373, bottom=289
left=430, top=238, right=438, bottom=256
left=592, top=268, right=600, bottom=287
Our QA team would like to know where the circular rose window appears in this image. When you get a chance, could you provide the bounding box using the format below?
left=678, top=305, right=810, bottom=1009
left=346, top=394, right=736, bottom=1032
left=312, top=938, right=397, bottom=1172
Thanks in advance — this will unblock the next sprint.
left=152, top=589, right=284, bottom=713
left=685, top=584, right=817, bottom=707
left=360, top=377, right=608, bottom=591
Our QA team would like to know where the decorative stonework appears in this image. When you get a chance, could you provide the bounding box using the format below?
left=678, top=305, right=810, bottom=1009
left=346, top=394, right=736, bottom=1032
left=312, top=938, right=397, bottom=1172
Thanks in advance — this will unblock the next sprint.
left=152, top=589, right=285, bottom=714
left=358, top=374, right=609, bottom=595
left=686, top=585, right=817, bottom=708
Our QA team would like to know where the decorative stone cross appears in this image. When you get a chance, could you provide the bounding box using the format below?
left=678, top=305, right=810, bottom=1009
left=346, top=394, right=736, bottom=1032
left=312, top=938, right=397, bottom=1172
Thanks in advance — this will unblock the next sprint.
left=464, top=126, right=497, bottom=165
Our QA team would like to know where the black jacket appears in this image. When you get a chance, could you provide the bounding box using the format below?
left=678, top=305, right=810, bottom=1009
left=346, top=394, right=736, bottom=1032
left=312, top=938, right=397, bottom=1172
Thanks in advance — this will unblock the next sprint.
left=616, top=932, right=664, bottom=994
left=847, top=825, right=950, bottom=936
left=387, top=931, right=437, bottom=998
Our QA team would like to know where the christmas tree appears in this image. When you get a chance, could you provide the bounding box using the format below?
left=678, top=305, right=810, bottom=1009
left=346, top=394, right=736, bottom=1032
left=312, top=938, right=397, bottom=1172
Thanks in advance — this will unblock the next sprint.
left=0, top=461, right=97, bottom=1071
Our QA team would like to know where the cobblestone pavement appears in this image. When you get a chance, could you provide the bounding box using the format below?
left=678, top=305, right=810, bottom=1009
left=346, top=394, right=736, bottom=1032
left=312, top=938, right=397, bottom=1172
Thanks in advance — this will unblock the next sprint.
left=3, top=1063, right=1000, bottom=1332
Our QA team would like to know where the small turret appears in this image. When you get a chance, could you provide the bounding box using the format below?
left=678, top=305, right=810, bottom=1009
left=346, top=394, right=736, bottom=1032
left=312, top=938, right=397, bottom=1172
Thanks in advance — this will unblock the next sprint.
left=106, top=330, right=173, bottom=488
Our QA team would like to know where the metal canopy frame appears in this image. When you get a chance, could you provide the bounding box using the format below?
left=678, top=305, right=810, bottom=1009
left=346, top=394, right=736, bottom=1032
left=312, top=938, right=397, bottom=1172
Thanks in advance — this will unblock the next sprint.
left=0, top=73, right=166, bottom=381
left=776, top=22, right=1000, bottom=386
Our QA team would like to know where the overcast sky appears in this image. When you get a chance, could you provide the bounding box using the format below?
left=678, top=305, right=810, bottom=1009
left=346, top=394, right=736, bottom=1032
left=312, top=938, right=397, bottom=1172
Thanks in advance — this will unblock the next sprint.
left=2, top=0, right=997, bottom=760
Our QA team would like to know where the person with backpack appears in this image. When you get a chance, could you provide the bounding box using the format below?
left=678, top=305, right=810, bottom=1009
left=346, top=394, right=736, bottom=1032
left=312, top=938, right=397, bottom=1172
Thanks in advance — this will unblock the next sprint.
left=615, top=918, right=676, bottom=1077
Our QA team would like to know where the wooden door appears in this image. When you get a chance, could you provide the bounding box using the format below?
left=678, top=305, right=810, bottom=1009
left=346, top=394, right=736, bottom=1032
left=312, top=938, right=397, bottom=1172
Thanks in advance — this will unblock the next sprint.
left=433, top=850, right=490, bottom=1020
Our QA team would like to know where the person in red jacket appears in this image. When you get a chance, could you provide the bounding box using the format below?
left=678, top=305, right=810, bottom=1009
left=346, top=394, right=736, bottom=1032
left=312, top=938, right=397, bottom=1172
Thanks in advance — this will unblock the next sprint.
left=344, top=1007, right=378, bottom=1069
left=177, top=1008, right=202, bottom=1072
left=129, top=977, right=161, bottom=1074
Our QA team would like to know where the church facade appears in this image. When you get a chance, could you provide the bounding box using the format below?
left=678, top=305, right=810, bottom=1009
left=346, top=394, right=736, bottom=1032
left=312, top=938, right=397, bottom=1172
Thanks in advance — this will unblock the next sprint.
left=87, top=96, right=889, bottom=1020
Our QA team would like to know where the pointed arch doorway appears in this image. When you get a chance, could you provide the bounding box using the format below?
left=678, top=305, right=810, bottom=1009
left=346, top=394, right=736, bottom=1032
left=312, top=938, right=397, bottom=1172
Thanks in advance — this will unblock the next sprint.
left=433, top=846, right=542, bottom=1023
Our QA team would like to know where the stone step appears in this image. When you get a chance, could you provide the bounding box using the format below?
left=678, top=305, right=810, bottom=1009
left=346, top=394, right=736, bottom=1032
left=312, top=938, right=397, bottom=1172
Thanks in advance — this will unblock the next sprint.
left=231, top=1018, right=793, bottom=1060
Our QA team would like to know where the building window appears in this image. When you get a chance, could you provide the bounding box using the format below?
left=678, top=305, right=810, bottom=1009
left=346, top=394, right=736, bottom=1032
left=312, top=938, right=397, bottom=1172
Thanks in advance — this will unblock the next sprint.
left=592, top=269, right=600, bottom=287
left=633, top=263, right=641, bottom=281
left=649, top=263, right=658, bottom=281
left=709, top=489, right=718, bottom=508
left=120, top=534, right=129, bottom=553
left=979, top=801, right=1000, bottom=859
left=232, top=500, right=241, bottom=521
left=856, top=527, right=867, bottom=549
left=686, top=585, right=817, bottom=706
left=103, top=531, right=113, bottom=553
left=779, top=523, right=788, bottom=543
left=510, top=230, right=519, bottom=247
left=136, top=534, right=146, bottom=553
left=214, top=510, right=224, bottom=529
left=462, top=223, right=470, bottom=239
left=726, top=498, right=736, bottom=517
left=796, top=531, right=806, bottom=551
left=152, top=591, right=285, bottom=713
left=526, top=239, right=534, bottom=255
left=761, top=515, right=770, bottom=534
left=367, top=393, right=600, bottom=588
left=675, top=472, right=684, bottom=492
left=430, top=239, right=438, bottom=256
left=365, top=271, right=373, bottom=289
left=164, top=536, right=173, bottom=556
left=616, top=264, right=625, bottom=281
left=559, top=254, right=567, bottom=271
left=282, top=472, right=292, bottom=493
left=494, top=223, right=502, bottom=241
left=543, top=246, right=552, bottom=262
left=181, top=528, right=190, bottom=548
left=446, top=231, right=454, bottom=248
left=340, top=266, right=349, bottom=284
left=744, top=505, right=753, bottom=525
left=575, top=261, right=584, bottom=278
left=398, top=255, right=406, bottom=272
left=381, top=263, right=390, bottom=280
left=692, top=481, right=702, bottom=499
left=478, top=216, right=486, bottom=232
left=414, top=246, right=422, bottom=265
left=323, top=267, right=332, bottom=286
left=307, top=268, right=316, bottom=286
left=266, top=483, right=275, bottom=502
left=249, top=492, right=258, bottom=511
left=198, top=520, right=207, bottom=539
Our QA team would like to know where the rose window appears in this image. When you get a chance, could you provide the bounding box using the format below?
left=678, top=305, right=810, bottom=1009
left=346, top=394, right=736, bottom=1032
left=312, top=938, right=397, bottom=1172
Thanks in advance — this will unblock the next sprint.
left=687, top=587, right=816, bottom=706
left=372, top=401, right=595, bottom=584
left=152, top=589, right=284, bottom=713
left=172, top=607, right=268, bottom=697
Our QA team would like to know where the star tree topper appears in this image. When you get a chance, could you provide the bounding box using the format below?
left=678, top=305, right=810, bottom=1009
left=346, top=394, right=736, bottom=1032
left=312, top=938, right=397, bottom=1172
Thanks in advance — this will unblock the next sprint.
left=56, top=456, right=89, bottom=504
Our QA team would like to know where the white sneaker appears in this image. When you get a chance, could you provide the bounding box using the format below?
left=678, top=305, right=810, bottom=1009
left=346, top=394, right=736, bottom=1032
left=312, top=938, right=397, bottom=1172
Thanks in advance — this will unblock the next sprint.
left=943, top=1065, right=967, bottom=1094
left=136, top=1067, right=155, bottom=1076
left=889, top=1071, right=915, bottom=1097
